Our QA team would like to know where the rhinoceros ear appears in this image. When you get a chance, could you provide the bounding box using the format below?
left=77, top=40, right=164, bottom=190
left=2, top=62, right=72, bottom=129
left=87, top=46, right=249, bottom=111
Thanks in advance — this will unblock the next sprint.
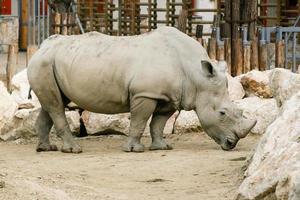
left=201, top=60, right=215, bottom=77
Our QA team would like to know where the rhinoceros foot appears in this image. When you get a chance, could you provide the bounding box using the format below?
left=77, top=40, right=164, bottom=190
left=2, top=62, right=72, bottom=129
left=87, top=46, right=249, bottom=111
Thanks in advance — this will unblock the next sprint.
left=36, top=143, right=58, bottom=152
left=149, top=140, right=173, bottom=151
left=61, top=143, right=82, bottom=153
left=122, top=139, right=145, bottom=152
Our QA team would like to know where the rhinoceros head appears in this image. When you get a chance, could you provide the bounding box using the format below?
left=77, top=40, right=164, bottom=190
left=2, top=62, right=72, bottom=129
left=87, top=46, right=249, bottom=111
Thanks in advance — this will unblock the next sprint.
left=194, top=60, right=256, bottom=150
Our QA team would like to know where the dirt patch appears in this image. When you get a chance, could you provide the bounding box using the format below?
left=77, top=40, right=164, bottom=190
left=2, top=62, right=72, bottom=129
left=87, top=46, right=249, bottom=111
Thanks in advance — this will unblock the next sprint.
left=0, top=132, right=260, bottom=200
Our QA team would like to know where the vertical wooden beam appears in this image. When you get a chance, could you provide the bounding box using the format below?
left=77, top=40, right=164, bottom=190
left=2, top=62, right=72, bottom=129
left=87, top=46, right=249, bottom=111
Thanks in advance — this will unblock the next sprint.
left=244, top=0, right=259, bottom=70
left=20, top=0, right=28, bottom=50
left=259, top=42, right=268, bottom=71
left=276, top=0, right=281, bottom=26
left=6, top=45, right=17, bottom=93
left=243, top=42, right=251, bottom=73
left=224, top=0, right=231, bottom=38
left=217, top=45, right=225, bottom=61
left=224, top=38, right=231, bottom=74
left=61, top=13, right=68, bottom=35
left=208, top=38, right=217, bottom=60
left=196, top=25, right=203, bottom=45
left=54, top=12, right=61, bottom=34
left=68, top=13, right=74, bottom=35
left=275, top=40, right=285, bottom=68
left=231, top=0, right=241, bottom=76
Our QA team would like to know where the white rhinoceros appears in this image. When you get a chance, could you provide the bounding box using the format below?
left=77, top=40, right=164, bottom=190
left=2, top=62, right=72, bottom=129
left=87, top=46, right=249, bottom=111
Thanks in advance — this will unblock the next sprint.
left=27, top=27, right=256, bottom=153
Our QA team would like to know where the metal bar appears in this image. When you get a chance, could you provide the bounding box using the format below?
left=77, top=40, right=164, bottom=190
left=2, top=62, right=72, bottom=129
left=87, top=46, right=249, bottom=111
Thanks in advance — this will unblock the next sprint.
left=47, top=4, right=50, bottom=38
left=71, top=3, right=84, bottom=34
left=292, top=32, right=296, bottom=72
left=33, top=0, right=36, bottom=45
left=37, top=0, right=40, bottom=46
left=42, top=0, right=45, bottom=41
left=216, top=27, right=224, bottom=46
left=118, top=0, right=122, bottom=35
left=284, top=32, right=288, bottom=68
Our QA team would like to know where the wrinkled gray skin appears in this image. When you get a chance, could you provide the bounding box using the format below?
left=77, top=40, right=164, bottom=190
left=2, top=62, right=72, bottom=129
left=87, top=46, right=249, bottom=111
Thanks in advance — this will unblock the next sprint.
left=27, top=27, right=256, bottom=153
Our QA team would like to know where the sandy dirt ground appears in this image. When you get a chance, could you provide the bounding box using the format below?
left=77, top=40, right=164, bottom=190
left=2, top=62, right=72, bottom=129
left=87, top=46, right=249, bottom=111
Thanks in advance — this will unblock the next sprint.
left=0, top=132, right=260, bottom=200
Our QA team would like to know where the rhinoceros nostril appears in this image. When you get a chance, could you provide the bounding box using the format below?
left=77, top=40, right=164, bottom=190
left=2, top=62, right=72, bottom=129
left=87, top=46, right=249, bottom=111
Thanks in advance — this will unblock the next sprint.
left=227, top=140, right=233, bottom=147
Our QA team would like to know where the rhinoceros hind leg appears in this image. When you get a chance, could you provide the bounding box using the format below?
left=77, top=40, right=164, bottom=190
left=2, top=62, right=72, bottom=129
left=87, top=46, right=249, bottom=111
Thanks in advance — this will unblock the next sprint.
left=149, top=111, right=175, bottom=151
left=35, top=109, right=58, bottom=152
left=122, top=97, right=157, bottom=152
left=29, top=62, right=82, bottom=153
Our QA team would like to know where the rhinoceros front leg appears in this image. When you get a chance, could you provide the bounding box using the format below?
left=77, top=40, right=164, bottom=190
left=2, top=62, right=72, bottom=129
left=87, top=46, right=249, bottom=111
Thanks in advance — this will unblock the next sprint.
left=122, top=97, right=157, bottom=152
left=149, top=111, right=175, bottom=151
left=36, top=109, right=58, bottom=152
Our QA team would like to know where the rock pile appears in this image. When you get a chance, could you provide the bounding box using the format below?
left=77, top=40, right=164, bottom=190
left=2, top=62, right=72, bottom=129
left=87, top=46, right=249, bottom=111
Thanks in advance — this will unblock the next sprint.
left=236, top=68, right=300, bottom=200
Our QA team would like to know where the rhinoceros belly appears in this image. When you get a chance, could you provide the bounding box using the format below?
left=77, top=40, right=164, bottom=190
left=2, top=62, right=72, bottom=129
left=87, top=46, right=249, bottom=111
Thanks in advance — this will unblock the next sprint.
left=53, top=52, right=131, bottom=114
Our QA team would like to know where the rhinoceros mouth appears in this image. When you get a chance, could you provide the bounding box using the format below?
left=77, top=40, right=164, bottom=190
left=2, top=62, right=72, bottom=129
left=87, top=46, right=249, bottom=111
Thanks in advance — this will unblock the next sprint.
left=221, top=138, right=238, bottom=151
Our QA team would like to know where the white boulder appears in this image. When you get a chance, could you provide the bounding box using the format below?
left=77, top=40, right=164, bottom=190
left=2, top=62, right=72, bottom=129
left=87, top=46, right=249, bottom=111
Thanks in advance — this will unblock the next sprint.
left=269, top=68, right=300, bottom=107
left=0, top=81, right=18, bottom=140
left=234, top=97, right=279, bottom=135
left=0, top=108, right=80, bottom=141
left=81, top=111, right=130, bottom=135
left=227, top=73, right=245, bottom=101
left=236, top=91, right=300, bottom=200
left=240, top=70, right=273, bottom=98
left=11, top=69, right=40, bottom=109
left=0, top=108, right=40, bottom=141
left=173, top=110, right=202, bottom=134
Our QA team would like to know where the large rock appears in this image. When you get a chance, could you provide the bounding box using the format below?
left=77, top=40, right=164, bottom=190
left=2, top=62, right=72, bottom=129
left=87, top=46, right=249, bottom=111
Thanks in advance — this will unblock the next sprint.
left=236, top=91, right=300, bottom=200
left=174, top=111, right=202, bottom=134
left=269, top=68, right=300, bottom=107
left=0, top=81, right=18, bottom=140
left=234, top=97, right=279, bottom=135
left=0, top=108, right=40, bottom=141
left=0, top=109, right=80, bottom=141
left=240, top=70, right=273, bottom=98
left=82, top=112, right=131, bottom=135
left=81, top=111, right=179, bottom=136
left=227, top=74, right=245, bottom=101
left=11, top=69, right=40, bottom=109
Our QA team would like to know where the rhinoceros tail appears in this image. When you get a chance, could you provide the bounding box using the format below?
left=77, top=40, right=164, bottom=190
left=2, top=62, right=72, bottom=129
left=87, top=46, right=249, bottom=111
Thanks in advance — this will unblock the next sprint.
left=28, top=87, right=32, bottom=99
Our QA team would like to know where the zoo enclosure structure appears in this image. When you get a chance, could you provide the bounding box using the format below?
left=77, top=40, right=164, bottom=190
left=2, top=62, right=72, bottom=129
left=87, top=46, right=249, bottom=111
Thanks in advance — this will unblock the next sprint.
left=5, top=0, right=300, bottom=77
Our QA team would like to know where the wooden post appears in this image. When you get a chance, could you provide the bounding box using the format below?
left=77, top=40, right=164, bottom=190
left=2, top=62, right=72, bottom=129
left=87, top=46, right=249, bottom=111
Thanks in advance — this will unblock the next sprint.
left=243, top=42, right=251, bottom=73
left=178, top=2, right=188, bottom=33
left=217, top=45, right=225, bottom=61
left=224, top=0, right=231, bottom=38
left=20, top=0, right=28, bottom=50
left=231, top=0, right=241, bottom=76
left=208, top=38, right=217, bottom=60
left=196, top=25, right=203, bottom=45
left=224, top=38, right=231, bottom=75
left=202, top=39, right=208, bottom=51
left=54, top=12, right=61, bottom=34
left=275, top=40, right=285, bottom=68
left=6, top=45, right=17, bottom=92
left=259, top=42, right=267, bottom=71
left=26, top=45, right=38, bottom=67
left=61, top=13, right=68, bottom=35
left=243, top=0, right=259, bottom=70
left=250, top=36, right=259, bottom=70
left=234, top=38, right=243, bottom=75
left=68, top=13, right=74, bottom=35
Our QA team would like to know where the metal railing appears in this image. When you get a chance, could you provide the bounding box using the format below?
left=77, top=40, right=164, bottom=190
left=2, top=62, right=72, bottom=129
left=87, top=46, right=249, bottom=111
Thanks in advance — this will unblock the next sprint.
left=260, top=26, right=300, bottom=72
